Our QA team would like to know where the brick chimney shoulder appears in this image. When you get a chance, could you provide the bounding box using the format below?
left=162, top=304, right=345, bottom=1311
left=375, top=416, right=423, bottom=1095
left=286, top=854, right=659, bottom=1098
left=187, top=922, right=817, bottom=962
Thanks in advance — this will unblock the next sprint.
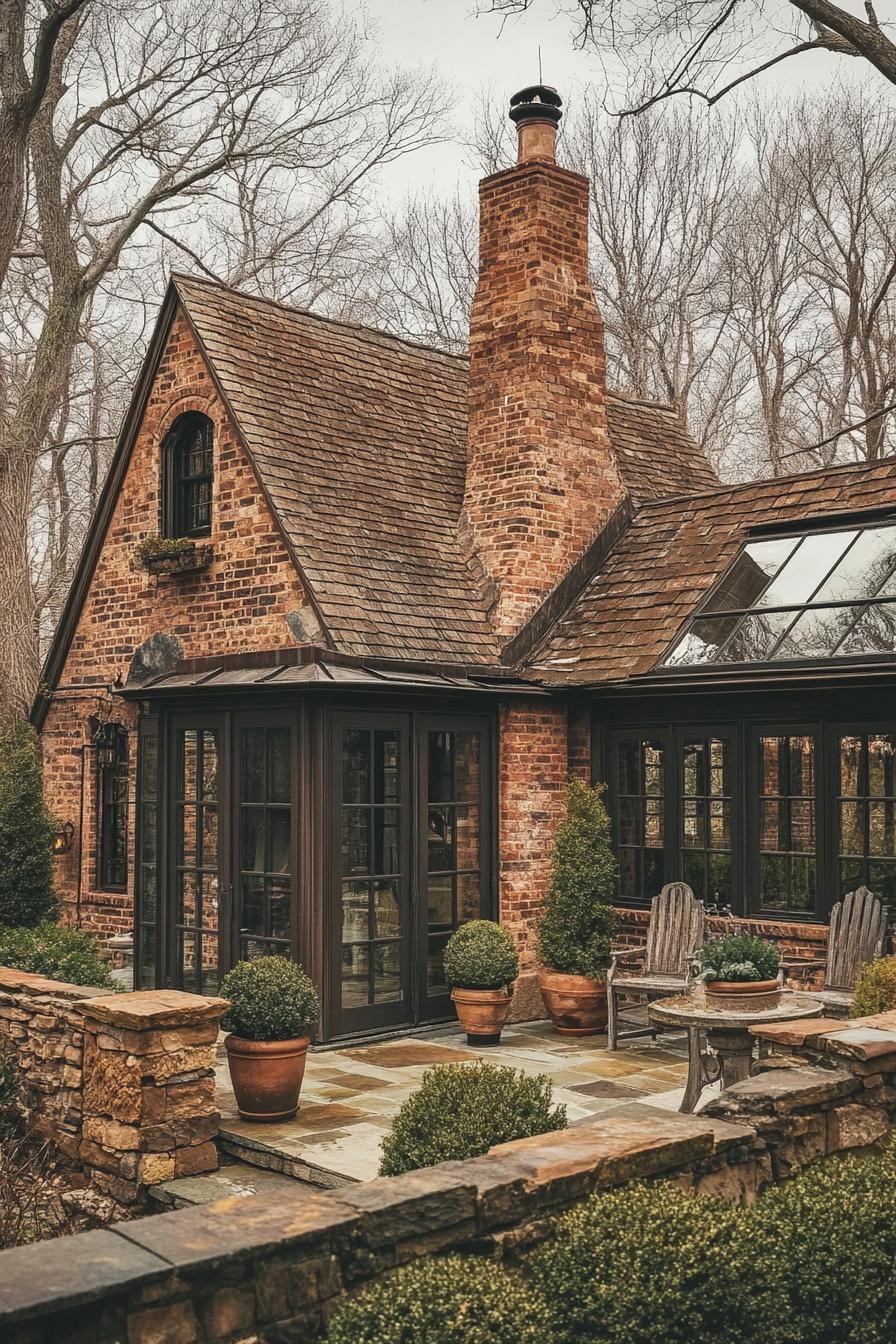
left=463, top=92, right=626, bottom=641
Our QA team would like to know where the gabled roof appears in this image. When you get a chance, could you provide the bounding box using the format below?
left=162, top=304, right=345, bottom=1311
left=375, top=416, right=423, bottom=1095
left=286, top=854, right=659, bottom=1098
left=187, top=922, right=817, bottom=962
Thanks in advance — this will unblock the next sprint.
left=36, top=271, right=720, bottom=717
left=527, top=459, right=896, bottom=684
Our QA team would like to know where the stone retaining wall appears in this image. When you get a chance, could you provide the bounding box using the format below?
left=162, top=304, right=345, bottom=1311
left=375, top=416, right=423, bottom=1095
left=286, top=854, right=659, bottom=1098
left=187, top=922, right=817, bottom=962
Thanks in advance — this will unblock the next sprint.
left=0, top=968, right=228, bottom=1204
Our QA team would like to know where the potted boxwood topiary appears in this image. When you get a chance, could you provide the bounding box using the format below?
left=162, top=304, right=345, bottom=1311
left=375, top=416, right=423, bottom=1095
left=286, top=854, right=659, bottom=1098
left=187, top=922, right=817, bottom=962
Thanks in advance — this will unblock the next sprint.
left=443, top=919, right=518, bottom=1044
left=219, top=955, right=320, bottom=1122
left=700, top=932, right=781, bottom=1010
left=537, top=779, right=617, bottom=1036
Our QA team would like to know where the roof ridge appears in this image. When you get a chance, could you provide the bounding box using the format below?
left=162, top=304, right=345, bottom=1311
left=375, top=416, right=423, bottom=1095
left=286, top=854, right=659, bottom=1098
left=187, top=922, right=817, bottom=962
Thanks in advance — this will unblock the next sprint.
left=634, top=454, right=896, bottom=513
left=171, top=271, right=469, bottom=369
left=607, top=391, right=678, bottom=414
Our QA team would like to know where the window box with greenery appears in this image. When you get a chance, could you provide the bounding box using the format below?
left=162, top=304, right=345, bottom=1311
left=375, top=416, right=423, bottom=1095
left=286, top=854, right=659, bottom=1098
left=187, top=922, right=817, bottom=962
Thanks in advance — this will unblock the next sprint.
left=132, top=534, right=213, bottom=575
left=219, top=956, right=320, bottom=1122
left=700, top=932, right=782, bottom=1010
left=537, top=779, right=617, bottom=1036
left=443, top=919, right=518, bottom=1044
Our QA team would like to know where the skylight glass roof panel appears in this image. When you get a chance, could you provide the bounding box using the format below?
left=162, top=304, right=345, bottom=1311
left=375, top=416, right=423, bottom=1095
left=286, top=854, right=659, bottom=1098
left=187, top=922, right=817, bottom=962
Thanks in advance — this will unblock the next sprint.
left=665, top=616, right=739, bottom=666
left=720, top=609, right=795, bottom=662
left=772, top=605, right=862, bottom=661
left=811, top=526, right=896, bottom=603
left=755, top=531, right=857, bottom=609
left=701, top=537, right=799, bottom=613
left=838, top=602, right=896, bottom=656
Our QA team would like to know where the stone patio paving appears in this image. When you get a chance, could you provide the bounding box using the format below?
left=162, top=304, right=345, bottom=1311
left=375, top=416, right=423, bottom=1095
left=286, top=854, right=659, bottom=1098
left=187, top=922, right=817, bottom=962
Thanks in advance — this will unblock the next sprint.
left=208, top=1018, right=696, bottom=1189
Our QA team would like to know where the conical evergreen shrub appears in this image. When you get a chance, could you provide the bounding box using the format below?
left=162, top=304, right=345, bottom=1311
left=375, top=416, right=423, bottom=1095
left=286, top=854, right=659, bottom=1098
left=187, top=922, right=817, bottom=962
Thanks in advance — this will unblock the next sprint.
left=0, top=720, right=58, bottom=927
left=537, top=778, right=616, bottom=980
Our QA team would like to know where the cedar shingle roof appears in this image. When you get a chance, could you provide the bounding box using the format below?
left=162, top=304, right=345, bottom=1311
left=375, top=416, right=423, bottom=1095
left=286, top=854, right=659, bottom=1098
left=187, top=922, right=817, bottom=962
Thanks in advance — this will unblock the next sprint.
left=174, top=273, right=717, bottom=667
left=528, top=460, right=896, bottom=684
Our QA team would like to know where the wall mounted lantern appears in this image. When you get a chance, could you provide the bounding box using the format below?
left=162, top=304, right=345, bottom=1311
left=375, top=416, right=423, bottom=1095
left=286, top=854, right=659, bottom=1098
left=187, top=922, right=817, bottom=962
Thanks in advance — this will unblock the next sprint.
left=53, top=821, right=75, bottom=855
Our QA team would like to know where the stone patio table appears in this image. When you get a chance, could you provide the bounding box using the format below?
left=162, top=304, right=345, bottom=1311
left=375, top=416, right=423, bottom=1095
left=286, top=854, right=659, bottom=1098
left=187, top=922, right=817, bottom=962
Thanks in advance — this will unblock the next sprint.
left=649, top=989, right=823, bottom=1113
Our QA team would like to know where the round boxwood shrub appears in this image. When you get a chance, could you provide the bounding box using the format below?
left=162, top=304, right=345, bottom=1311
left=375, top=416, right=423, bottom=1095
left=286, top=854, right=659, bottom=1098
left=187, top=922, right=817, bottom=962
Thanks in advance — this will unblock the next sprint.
left=326, top=1254, right=553, bottom=1344
left=443, top=920, right=518, bottom=991
left=220, top=955, right=319, bottom=1041
left=851, top=955, right=896, bottom=1017
left=751, top=1142, right=896, bottom=1344
left=0, top=922, right=116, bottom=989
left=537, top=779, right=616, bottom=980
left=379, top=1061, right=567, bottom=1177
left=0, top=721, right=58, bottom=928
left=527, top=1180, right=760, bottom=1344
left=701, top=931, right=780, bottom=983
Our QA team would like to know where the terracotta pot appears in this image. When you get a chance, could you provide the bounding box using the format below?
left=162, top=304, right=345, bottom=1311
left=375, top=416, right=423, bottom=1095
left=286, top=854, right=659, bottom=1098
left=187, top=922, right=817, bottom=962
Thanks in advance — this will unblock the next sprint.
left=451, top=987, right=512, bottom=1045
left=703, top=979, right=781, bottom=1012
left=537, top=968, right=608, bottom=1037
left=224, top=1034, right=310, bottom=1122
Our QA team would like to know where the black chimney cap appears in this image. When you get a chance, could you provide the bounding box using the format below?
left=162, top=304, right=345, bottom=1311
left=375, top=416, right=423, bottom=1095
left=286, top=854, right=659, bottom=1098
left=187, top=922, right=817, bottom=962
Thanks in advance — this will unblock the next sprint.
left=509, top=84, right=563, bottom=126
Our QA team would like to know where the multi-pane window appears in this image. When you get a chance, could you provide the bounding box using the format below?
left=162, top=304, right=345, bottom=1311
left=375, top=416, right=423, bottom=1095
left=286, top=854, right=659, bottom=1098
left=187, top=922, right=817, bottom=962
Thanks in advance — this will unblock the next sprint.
left=838, top=733, right=896, bottom=912
left=136, top=720, right=159, bottom=989
left=238, top=727, right=292, bottom=960
left=175, top=729, right=219, bottom=993
left=425, top=731, right=482, bottom=995
left=665, top=522, right=896, bottom=667
left=614, top=738, right=665, bottom=903
left=167, top=414, right=212, bottom=538
left=758, top=735, right=816, bottom=912
left=339, top=728, right=403, bottom=1010
left=98, top=727, right=128, bottom=891
left=681, top=737, right=732, bottom=905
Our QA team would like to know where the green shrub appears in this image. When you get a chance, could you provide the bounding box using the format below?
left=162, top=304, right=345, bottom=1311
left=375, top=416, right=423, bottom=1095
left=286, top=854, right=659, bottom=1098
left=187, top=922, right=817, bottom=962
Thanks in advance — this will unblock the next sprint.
left=443, top=920, right=518, bottom=990
left=528, top=1181, right=760, bottom=1344
left=751, top=1142, right=896, bottom=1344
left=0, top=922, right=116, bottom=989
left=379, top=1061, right=567, bottom=1177
left=0, top=721, right=58, bottom=928
left=537, top=779, right=616, bottom=979
left=851, top=955, right=896, bottom=1017
left=0, top=1038, right=19, bottom=1138
left=220, top=955, right=319, bottom=1041
left=701, top=931, right=780, bottom=983
left=326, top=1254, right=553, bottom=1344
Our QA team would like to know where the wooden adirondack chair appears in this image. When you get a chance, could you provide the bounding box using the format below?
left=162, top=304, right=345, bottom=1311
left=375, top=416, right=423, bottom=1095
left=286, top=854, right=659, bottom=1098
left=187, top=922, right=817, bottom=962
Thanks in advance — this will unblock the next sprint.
left=607, top=882, right=704, bottom=1050
left=788, top=886, right=887, bottom=1017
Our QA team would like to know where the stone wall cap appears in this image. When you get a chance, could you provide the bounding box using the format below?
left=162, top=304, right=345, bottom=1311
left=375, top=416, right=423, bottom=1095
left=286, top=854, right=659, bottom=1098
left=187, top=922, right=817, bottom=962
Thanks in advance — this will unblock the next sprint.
left=114, top=1186, right=358, bottom=1272
left=750, top=1016, right=850, bottom=1048
left=81, top=989, right=230, bottom=1028
left=821, top=1025, right=896, bottom=1061
left=704, top=1066, right=857, bottom=1117
left=0, top=965, right=109, bottom=1001
left=0, top=1227, right=170, bottom=1323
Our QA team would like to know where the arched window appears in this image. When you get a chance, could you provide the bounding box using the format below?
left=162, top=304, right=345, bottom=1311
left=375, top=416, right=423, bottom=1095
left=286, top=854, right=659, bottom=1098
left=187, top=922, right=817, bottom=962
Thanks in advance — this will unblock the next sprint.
left=164, top=413, right=213, bottom=538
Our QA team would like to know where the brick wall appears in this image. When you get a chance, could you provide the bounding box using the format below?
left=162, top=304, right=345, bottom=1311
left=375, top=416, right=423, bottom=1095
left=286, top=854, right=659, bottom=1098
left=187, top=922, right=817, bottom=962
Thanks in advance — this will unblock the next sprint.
left=42, top=309, right=313, bottom=940
left=0, top=969, right=227, bottom=1205
left=464, top=148, right=625, bottom=639
left=498, top=701, right=568, bottom=1020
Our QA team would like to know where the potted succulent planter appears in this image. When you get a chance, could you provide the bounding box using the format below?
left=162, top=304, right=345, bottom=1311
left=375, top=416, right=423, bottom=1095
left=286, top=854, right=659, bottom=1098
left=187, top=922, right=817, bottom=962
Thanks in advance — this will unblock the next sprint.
left=133, top=534, right=213, bottom=575
left=536, top=779, right=617, bottom=1037
left=219, top=955, right=320, bottom=1122
left=444, top=920, right=518, bottom=1045
left=700, top=932, right=782, bottom=1011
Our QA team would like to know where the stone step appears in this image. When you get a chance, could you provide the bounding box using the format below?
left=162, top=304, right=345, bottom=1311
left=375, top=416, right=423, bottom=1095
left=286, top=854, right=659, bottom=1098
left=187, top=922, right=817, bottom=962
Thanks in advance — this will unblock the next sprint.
left=216, top=1125, right=361, bottom=1188
left=148, top=1159, right=319, bottom=1210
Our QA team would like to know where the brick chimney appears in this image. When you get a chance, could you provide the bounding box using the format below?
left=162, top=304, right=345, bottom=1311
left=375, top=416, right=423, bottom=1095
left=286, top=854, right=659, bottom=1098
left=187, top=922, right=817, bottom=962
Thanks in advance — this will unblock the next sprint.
left=463, top=85, right=625, bottom=640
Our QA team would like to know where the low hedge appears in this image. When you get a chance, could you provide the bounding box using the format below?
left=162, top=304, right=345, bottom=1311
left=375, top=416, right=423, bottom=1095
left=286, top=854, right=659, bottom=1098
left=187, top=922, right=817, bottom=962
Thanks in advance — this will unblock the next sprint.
left=851, top=955, right=896, bottom=1017
left=326, top=1253, right=551, bottom=1344
left=0, top=922, right=116, bottom=990
left=379, top=1061, right=567, bottom=1177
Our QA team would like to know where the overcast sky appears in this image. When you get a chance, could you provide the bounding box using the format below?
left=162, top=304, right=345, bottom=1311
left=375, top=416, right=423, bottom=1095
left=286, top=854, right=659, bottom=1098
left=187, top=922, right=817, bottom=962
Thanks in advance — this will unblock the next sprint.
left=362, top=0, right=886, bottom=194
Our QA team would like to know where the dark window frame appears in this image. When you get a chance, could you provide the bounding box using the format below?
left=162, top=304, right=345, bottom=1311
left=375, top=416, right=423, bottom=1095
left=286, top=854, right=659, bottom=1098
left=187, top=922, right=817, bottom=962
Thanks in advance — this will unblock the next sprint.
left=97, top=725, right=129, bottom=893
left=162, top=412, right=213, bottom=539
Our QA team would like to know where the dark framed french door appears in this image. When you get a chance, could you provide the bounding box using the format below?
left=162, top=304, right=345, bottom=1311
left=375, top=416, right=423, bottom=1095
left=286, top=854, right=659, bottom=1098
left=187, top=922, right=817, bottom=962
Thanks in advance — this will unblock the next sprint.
left=136, top=708, right=299, bottom=993
left=329, top=710, right=495, bottom=1038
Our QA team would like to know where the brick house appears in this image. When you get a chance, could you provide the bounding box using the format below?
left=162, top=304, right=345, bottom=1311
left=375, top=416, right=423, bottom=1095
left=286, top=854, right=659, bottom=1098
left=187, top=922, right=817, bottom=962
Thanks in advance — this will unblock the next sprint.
left=35, top=86, right=896, bottom=1040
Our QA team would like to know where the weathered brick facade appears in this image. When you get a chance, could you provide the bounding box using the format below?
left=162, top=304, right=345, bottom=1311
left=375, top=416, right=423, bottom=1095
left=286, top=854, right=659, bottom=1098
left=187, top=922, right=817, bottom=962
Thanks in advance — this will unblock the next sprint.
left=42, top=311, right=310, bottom=938
left=463, top=130, right=625, bottom=639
